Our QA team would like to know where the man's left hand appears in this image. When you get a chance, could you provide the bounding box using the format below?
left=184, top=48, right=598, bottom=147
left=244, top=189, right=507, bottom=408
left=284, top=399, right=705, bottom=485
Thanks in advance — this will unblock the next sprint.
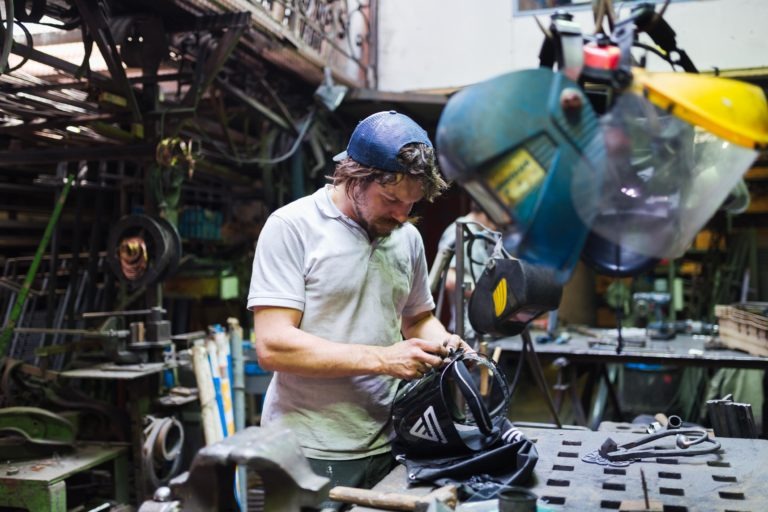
left=441, top=334, right=474, bottom=355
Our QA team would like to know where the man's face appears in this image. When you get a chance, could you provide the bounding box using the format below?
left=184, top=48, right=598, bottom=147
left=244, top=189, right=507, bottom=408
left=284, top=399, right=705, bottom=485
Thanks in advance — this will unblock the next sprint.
left=351, top=176, right=424, bottom=238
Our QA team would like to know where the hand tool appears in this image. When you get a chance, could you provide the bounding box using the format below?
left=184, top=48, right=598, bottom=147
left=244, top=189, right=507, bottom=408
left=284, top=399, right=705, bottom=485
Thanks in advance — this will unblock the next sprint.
left=329, top=484, right=457, bottom=511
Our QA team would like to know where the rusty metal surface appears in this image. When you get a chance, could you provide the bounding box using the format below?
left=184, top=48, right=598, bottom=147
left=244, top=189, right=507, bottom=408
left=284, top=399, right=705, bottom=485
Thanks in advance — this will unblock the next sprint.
left=0, top=443, right=127, bottom=483
left=353, top=427, right=768, bottom=512
left=59, top=362, right=169, bottom=380
left=521, top=427, right=767, bottom=511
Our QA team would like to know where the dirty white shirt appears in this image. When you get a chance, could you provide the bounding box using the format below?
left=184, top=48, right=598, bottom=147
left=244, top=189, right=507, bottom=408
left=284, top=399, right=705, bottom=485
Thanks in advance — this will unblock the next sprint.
left=247, top=185, right=435, bottom=460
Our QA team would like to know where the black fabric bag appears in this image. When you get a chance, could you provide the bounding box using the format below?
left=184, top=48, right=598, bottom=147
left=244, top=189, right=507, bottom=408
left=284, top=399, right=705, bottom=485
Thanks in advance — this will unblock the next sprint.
left=391, top=351, right=538, bottom=500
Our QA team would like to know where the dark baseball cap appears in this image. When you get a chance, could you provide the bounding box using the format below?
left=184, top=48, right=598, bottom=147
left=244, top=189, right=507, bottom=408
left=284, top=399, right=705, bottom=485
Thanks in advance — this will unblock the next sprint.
left=333, top=110, right=433, bottom=172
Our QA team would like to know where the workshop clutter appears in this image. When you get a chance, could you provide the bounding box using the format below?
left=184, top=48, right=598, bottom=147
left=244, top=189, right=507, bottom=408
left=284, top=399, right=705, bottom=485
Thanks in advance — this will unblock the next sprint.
left=190, top=321, right=244, bottom=445
left=618, top=363, right=682, bottom=420
left=178, top=206, right=223, bottom=240
left=715, top=302, right=768, bottom=356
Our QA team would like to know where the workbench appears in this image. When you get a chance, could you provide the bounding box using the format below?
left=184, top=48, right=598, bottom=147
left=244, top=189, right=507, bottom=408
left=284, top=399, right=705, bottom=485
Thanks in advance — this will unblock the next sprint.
left=489, top=330, right=768, bottom=430
left=0, top=443, right=129, bottom=512
left=352, top=425, right=768, bottom=511
left=490, top=331, right=768, bottom=370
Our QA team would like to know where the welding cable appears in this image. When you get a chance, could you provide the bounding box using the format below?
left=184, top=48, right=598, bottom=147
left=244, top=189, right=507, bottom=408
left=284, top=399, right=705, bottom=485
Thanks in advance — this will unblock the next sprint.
left=0, top=0, right=14, bottom=75
left=118, top=236, right=149, bottom=281
left=198, top=106, right=318, bottom=165
left=142, top=415, right=185, bottom=489
left=2, top=19, right=32, bottom=74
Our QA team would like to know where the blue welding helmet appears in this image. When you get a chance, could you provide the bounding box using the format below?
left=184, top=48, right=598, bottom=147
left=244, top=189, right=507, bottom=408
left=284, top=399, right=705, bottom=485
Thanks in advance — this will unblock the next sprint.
left=437, top=68, right=606, bottom=283
left=392, top=351, right=510, bottom=456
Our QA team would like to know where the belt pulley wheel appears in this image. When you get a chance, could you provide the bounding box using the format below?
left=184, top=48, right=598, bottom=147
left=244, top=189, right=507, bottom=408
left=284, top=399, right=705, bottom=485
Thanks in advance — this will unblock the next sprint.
left=107, top=214, right=181, bottom=289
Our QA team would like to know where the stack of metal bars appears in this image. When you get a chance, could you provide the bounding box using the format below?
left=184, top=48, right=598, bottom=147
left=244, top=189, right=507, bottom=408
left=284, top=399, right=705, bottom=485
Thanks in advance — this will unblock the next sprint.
left=707, top=394, right=759, bottom=439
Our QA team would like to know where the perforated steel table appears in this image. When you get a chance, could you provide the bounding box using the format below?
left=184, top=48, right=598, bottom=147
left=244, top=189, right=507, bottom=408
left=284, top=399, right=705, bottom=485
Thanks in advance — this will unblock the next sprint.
left=353, top=426, right=768, bottom=511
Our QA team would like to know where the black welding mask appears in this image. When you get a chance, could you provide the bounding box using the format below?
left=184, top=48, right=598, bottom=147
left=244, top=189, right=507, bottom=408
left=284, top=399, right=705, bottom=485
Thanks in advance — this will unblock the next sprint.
left=392, top=350, right=510, bottom=456
left=468, top=257, right=563, bottom=337
left=392, top=351, right=538, bottom=499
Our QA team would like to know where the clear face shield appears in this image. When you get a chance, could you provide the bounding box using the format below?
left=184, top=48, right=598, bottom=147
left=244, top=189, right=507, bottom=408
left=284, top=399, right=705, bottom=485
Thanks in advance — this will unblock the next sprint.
left=572, top=91, right=758, bottom=260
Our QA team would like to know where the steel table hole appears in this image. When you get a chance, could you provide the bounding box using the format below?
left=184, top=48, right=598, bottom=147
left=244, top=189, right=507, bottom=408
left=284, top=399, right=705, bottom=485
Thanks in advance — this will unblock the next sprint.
left=662, top=506, right=688, bottom=512
left=541, top=496, right=566, bottom=505
left=547, top=479, right=570, bottom=487
left=602, top=482, right=626, bottom=491
left=707, top=461, right=731, bottom=468
left=562, top=440, right=582, bottom=446
left=604, top=468, right=626, bottom=475
left=718, top=491, right=745, bottom=500
left=600, top=500, right=621, bottom=509
left=656, top=458, right=679, bottom=464
left=553, top=464, right=574, bottom=471
left=712, top=475, right=738, bottom=483
left=659, top=487, right=685, bottom=496
left=557, top=451, right=579, bottom=458
left=659, top=472, right=682, bottom=480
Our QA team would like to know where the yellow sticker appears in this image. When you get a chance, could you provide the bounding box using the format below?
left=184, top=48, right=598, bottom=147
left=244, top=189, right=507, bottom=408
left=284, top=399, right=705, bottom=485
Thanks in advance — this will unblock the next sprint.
left=485, top=148, right=546, bottom=205
left=493, top=278, right=507, bottom=318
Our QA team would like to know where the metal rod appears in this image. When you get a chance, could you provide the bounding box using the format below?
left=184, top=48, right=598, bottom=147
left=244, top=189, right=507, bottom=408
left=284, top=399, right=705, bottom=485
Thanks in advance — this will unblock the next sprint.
left=454, top=221, right=466, bottom=341
left=0, top=174, right=75, bottom=356
left=522, top=328, right=563, bottom=428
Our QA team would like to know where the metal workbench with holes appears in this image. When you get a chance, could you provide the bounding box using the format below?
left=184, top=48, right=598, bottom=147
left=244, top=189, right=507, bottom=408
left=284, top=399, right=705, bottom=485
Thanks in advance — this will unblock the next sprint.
left=353, top=426, right=768, bottom=511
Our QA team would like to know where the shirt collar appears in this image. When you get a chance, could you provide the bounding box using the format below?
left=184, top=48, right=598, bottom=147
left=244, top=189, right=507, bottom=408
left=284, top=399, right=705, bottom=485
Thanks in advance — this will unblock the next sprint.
left=315, top=184, right=343, bottom=219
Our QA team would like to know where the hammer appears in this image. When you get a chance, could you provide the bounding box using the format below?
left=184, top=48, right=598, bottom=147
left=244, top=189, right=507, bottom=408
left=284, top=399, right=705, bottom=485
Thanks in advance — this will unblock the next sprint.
left=329, top=484, right=457, bottom=511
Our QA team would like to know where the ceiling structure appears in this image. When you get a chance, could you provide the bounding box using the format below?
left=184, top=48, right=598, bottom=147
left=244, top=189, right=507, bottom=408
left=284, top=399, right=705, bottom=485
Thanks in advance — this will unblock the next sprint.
left=0, top=0, right=408, bottom=255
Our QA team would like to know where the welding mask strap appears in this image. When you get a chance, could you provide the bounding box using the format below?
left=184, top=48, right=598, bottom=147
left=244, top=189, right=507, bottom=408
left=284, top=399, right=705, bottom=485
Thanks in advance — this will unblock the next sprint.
left=451, top=359, right=494, bottom=436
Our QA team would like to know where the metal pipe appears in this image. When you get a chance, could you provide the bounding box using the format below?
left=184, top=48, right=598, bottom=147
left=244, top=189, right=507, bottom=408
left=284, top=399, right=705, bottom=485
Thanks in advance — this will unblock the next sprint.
left=0, top=174, right=75, bottom=356
left=454, top=221, right=466, bottom=341
left=228, top=317, right=245, bottom=432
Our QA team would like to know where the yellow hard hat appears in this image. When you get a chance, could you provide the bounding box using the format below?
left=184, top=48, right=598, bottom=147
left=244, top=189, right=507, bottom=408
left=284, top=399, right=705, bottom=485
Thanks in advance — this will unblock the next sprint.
left=631, top=68, right=768, bottom=149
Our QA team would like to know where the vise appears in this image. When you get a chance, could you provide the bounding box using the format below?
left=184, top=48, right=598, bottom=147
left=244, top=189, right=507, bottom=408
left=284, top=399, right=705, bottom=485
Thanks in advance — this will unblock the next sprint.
left=138, top=424, right=329, bottom=511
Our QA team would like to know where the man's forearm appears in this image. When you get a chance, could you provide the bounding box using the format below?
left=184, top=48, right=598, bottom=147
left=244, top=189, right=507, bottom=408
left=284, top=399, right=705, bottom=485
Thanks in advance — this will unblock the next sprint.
left=255, top=322, right=386, bottom=378
left=402, top=312, right=451, bottom=342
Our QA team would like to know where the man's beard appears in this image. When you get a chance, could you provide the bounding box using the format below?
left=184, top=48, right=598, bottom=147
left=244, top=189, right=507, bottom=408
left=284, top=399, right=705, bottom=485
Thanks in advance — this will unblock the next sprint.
left=352, top=201, right=403, bottom=239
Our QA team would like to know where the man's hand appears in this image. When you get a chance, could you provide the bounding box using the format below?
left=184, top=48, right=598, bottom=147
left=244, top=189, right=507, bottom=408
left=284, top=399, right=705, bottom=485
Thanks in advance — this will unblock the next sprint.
left=441, top=333, right=474, bottom=354
left=379, top=338, right=449, bottom=380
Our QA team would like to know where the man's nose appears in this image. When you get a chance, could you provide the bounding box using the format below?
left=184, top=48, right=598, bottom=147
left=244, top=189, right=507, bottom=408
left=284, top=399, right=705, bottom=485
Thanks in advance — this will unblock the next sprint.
left=391, top=204, right=412, bottom=223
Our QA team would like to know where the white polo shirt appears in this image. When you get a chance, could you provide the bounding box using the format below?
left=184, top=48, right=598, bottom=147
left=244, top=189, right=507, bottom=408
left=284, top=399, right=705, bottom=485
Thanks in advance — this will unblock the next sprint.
left=247, top=185, right=435, bottom=459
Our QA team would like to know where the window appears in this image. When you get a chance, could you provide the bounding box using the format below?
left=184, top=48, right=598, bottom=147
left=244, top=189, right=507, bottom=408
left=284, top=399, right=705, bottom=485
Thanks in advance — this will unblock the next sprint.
left=515, top=0, right=694, bottom=16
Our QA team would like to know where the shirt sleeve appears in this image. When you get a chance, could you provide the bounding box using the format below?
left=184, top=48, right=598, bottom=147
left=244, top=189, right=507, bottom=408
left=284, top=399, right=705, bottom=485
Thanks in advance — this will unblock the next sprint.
left=247, top=214, right=306, bottom=311
left=402, top=229, right=436, bottom=318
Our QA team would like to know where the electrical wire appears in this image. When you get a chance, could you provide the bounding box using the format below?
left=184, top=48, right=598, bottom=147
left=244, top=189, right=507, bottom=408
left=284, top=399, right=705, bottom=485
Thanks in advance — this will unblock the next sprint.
left=195, top=106, right=317, bottom=166
left=142, top=415, right=185, bottom=489
left=0, top=0, right=15, bottom=74
left=3, top=19, right=32, bottom=73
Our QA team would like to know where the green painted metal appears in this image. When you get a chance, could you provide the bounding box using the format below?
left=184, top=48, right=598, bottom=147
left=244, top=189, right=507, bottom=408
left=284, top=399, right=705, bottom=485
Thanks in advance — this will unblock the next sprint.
left=0, top=444, right=128, bottom=511
left=0, top=406, right=76, bottom=445
left=0, top=174, right=75, bottom=356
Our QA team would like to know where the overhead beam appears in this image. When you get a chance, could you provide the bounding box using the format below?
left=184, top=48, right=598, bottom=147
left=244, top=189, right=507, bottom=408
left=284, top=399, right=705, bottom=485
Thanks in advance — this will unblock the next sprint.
left=182, top=11, right=251, bottom=108
left=0, top=144, right=154, bottom=166
left=71, top=0, right=143, bottom=125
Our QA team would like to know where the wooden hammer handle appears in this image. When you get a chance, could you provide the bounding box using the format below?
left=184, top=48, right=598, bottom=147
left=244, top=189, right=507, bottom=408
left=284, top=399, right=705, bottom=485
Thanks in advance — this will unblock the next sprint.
left=329, top=484, right=457, bottom=511
left=329, top=486, right=420, bottom=510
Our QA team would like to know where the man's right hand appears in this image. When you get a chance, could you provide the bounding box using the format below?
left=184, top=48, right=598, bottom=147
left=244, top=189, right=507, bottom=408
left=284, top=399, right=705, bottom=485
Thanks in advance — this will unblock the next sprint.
left=377, top=338, right=448, bottom=380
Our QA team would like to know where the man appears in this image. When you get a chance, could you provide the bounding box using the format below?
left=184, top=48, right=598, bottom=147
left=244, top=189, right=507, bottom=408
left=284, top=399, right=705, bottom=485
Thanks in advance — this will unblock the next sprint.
left=247, top=111, right=469, bottom=505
